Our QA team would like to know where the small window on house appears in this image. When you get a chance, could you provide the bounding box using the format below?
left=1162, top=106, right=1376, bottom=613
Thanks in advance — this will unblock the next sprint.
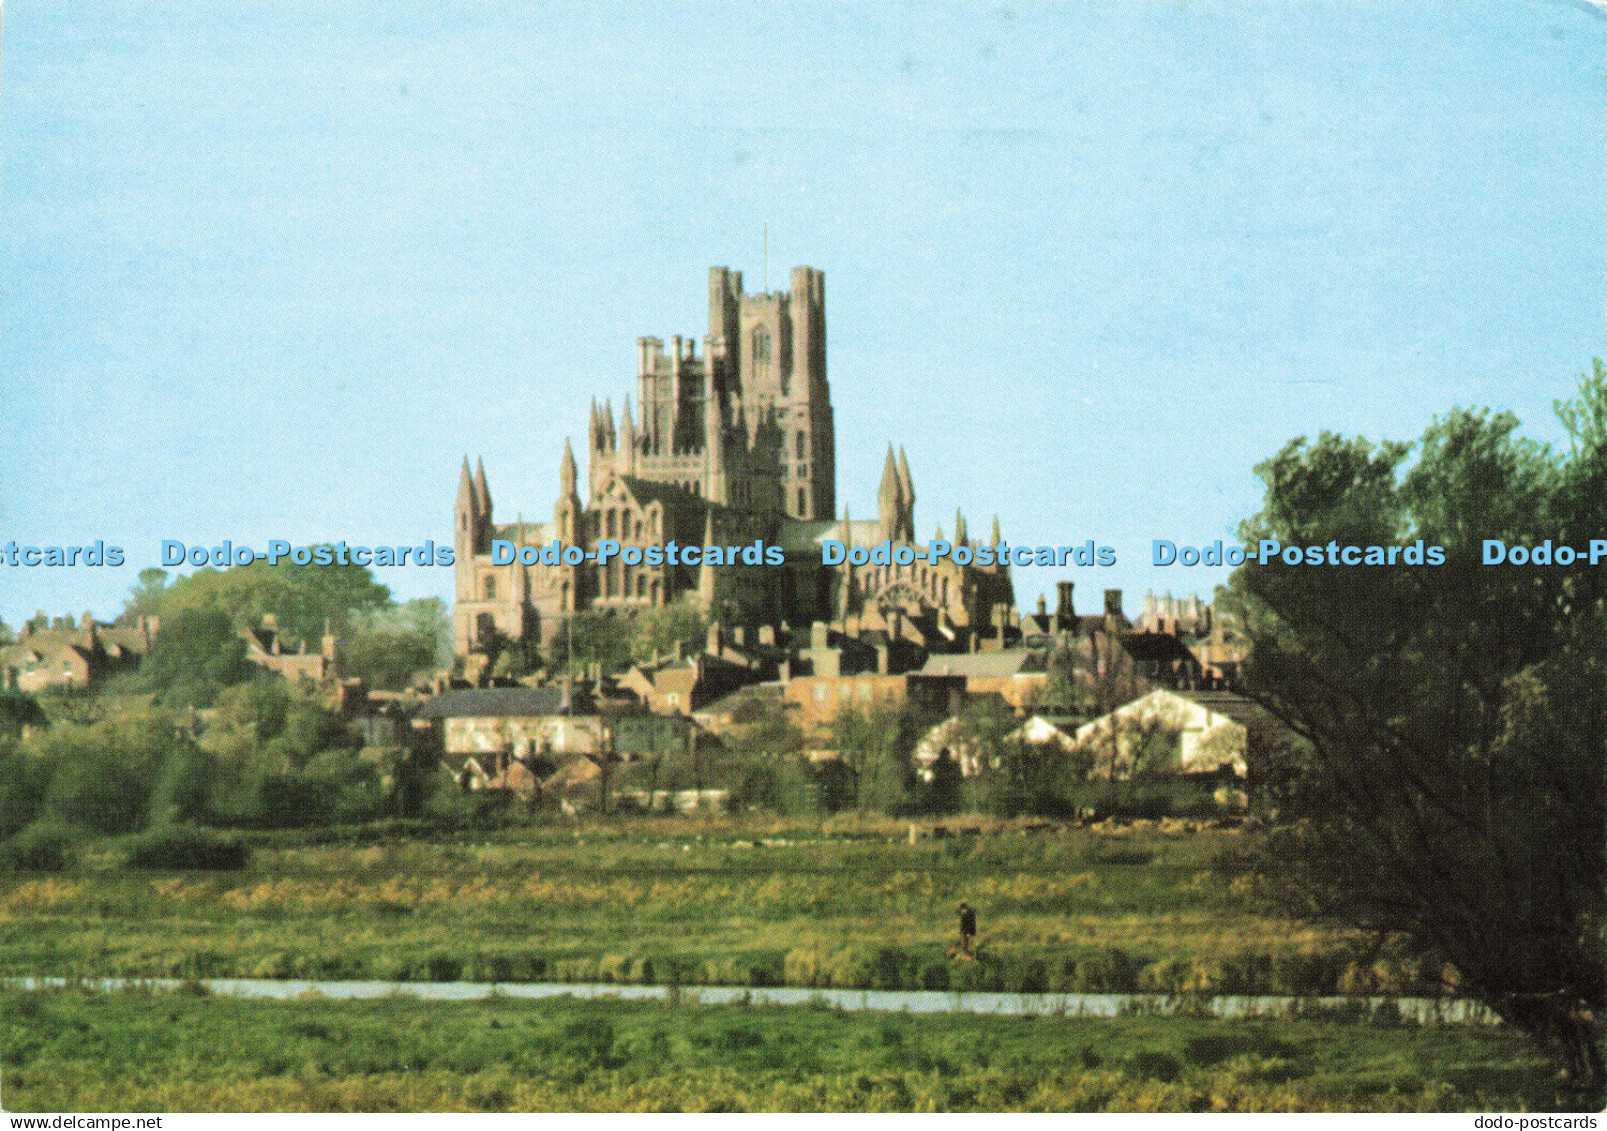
left=483, top=577, right=496, bottom=601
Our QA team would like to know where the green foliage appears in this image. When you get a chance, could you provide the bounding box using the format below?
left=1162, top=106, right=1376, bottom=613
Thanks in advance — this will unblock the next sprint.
left=1065, top=779, right=1224, bottom=820
left=833, top=703, right=929, bottom=814
left=232, top=770, right=332, bottom=829
left=124, top=567, right=170, bottom=623
left=341, top=598, right=449, bottom=689
left=628, top=599, right=707, bottom=665
left=0, top=744, right=49, bottom=840
left=302, top=750, right=386, bottom=824
left=972, top=745, right=1065, bottom=818
left=727, top=699, right=804, bottom=760
left=545, top=610, right=631, bottom=676
left=0, top=690, right=47, bottom=739
left=1037, top=645, right=1088, bottom=715
left=132, top=557, right=392, bottom=646
left=0, top=822, right=76, bottom=872
left=139, top=608, right=255, bottom=707
left=0, top=989, right=1567, bottom=1112
left=124, top=825, right=250, bottom=871
left=734, top=756, right=824, bottom=816
left=202, top=679, right=354, bottom=771
left=29, top=710, right=189, bottom=834
left=1226, top=366, right=1607, bottom=1094
left=148, top=747, right=221, bottom=827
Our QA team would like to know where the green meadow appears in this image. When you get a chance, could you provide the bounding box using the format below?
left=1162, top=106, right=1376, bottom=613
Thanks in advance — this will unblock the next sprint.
left=0, top=818, right=1429, bottom=996
left=0, top=986, right=1564, bottom=1112
left=2, top=816, right=1563, bottom=1112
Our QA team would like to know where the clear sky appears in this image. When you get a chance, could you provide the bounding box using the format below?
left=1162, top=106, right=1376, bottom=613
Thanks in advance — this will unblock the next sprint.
left=2, top=1, right=1603, bottom=627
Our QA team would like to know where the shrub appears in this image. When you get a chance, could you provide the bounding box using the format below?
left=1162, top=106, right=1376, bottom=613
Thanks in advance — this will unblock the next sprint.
left=0, top=747, right=48, bottom=839
left=1128, top=1050, right=1182, bottom=1082
left=1075, top=948, right=1147, bottom=993
left=0, top=822, right=76, bottom=871
left=426, top=954, right=464, bottom=982
left=124, top=825, right=250, bottom=870
left=784, top=948, right=826, bottom=987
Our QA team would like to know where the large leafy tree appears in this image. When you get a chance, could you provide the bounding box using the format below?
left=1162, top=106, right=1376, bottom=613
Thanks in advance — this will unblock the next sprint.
left=138, top=608, right=255, bottom=707
left=628, top=599, right=708, bottom=666
left=544, top=609, right=631, bottom=677
left=131, top=556, right=392, bottom=644
left=1225, top=364, right=1606, bottom=1095
left=342, top=598, right=450, bottom=689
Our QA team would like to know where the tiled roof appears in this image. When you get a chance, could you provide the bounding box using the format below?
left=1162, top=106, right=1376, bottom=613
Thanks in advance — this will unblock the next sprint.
left=417, top=685, right=596, bottom=719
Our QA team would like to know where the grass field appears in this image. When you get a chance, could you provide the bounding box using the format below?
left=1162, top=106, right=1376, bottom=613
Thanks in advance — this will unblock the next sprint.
left=0, top=986, right=1566, bottom=1112
left=0, top=817, right=1425, bottom=997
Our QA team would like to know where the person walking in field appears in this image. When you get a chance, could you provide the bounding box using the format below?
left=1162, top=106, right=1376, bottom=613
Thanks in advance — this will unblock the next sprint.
left=956, top=901, right=977, bottom=956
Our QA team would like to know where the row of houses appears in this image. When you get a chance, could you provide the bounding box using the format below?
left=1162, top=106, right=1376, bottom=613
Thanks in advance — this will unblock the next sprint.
left=5, top=584, right=1267, bottom=812
left=408, top=586, right=1271, bottom=810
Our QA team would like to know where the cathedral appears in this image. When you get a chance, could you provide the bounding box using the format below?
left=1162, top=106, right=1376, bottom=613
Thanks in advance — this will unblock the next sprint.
left=453, top=266, right=1015, bottom=661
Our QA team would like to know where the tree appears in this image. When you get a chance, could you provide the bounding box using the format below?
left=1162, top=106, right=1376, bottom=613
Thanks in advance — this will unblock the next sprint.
left=832, top=702, right=928, bottom=814
left=628, top=599, right=707, bottom=665
left=31, top=710, right=190, bottom=835
left=342, top=598, right=449, bottom=689
left=124, top=556, right=392, bottom=645
left=1223, top=365, right=1606, bottom=1095
left=203, top=678, right=353, bottom=772
left=544, top=609, right=631, bottom=677
left=124, top=568, right=169, bottom=623
left=139, top=608, right=255, bottom=707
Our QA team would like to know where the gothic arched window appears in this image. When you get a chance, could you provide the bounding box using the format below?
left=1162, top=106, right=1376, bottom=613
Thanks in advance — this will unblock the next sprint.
left=483, top=577, right=496, bottom=601
left=752, top=325, right=771, bottom=382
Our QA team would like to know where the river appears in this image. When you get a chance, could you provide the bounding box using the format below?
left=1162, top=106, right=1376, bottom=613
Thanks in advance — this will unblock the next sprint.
left=8, top=976, right=1498, bottom=1024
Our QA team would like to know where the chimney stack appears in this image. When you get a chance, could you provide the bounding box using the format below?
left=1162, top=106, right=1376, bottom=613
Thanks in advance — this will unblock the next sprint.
left=1056, top=582, right=1075, bottom=630
left=1104, top=588, right=1123, bottom=634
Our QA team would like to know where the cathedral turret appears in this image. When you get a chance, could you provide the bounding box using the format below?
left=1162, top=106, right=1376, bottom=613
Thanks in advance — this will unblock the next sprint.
left=455, top=456, right=491, bottom=560
left=703, top=355, right=727, bottom=504
left=473, top=458, right=492, bottom=520
left=556, top=439, right=581, bottom=545
left=621, top=395, right=637, bottom=476
left=512, top=515, right=529, bottom=605
left=896, top=446, right=915, bottom=542
left=455, top=455, right=476, bottom=533
left=696, top=508, right=717, bottom=613
left=955, top=509, right=968, bottom=547
left=877, top=444, right=901, bottom=541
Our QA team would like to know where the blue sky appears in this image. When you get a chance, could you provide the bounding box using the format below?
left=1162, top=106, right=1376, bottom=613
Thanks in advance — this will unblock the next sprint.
left=2, top=1, right=1603, bottom=627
